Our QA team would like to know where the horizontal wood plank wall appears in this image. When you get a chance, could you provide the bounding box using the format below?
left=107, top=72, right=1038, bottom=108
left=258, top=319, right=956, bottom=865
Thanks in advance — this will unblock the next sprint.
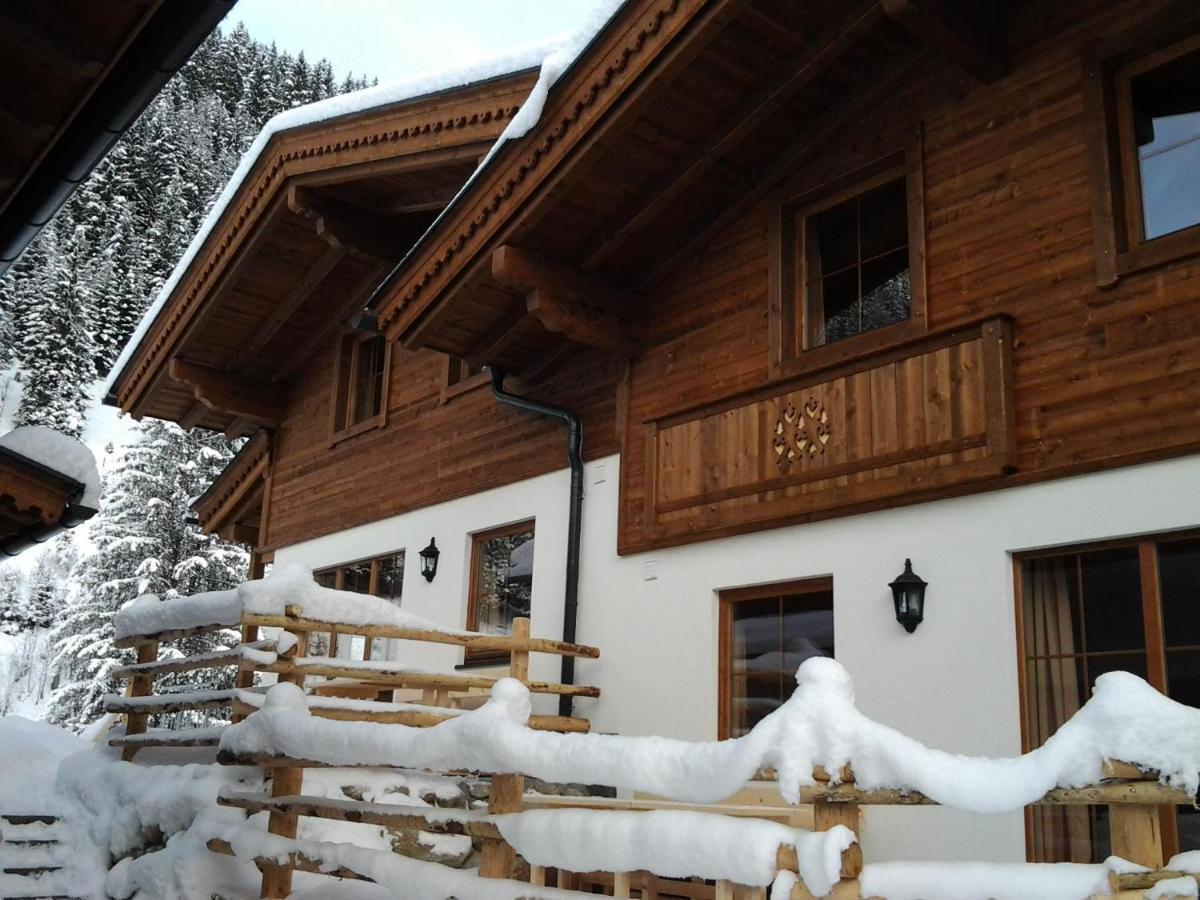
left=618, top=0, right=1200, bottom=554
left=262, top=342, right=619, bottom=551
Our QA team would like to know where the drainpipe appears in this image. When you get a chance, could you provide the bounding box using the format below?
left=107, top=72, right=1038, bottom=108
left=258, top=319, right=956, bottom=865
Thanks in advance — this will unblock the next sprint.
left=488, top=367, right=583, bottom=719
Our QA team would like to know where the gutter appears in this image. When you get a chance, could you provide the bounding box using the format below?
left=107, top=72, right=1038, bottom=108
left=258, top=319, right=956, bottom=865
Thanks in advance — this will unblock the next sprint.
left=0, top=0, right=237, bottom=275
left=488, top=367, right=583, bottom=719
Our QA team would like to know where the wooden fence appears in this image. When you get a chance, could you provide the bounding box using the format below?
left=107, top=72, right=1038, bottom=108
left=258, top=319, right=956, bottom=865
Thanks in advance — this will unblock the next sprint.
left=108, top=593, right=1199, bottom=899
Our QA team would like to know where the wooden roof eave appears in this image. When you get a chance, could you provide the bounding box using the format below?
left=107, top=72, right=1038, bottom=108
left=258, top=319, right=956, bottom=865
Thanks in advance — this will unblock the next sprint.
left=192, top=429, right=270, bottom=537
left=374, top=0, right=1010, bottom=364
left=106, top=70, right=540, bottom=425
left=372, top=0, right=728, bottom=349
left=0, top=447, right=98, bottom=556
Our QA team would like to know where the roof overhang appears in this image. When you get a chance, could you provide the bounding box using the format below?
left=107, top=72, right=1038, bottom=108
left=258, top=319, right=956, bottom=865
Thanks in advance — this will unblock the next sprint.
left=370, top=0, right=1008, bottom=374
left=0, top=446, right=97, bottom=556
left=192, top=428, right=269, bottom=544
left=0, top=0, right=236, bottom=274
left=106, top=69, right=538, bottom=435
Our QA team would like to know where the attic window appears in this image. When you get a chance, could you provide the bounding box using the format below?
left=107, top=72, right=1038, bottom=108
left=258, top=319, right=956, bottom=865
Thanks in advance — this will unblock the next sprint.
left=804, top=176, right=911, bottom=346
left=331, top=332, right=390, bottom=441
left=769, top=136, right=927, bottom=378
left=440, top=354, right=488, bottom=404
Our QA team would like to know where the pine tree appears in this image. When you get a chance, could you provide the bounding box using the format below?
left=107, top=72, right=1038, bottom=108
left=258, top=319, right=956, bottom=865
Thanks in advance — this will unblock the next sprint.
left=47, top=421, right=248, bottom=731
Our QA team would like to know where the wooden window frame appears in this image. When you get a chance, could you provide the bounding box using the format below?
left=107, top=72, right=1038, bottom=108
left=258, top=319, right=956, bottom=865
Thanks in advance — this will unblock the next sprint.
left=1083, top=20, right=1200, bottom=286
left=439, top=354, right=489, bottom=404
left=330, top=330, right=391, bottom=444
left=769, top=131, right=927, bottom=381
left=314, top=549, right=406, bottom=661
left=717, top=577, right=833, bottom=740
left=1012, top=529, right=1200, bottom=862
left=464, top=519, right=536, bottom=667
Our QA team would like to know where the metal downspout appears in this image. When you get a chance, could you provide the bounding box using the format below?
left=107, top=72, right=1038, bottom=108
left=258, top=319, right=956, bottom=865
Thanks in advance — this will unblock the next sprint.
left=488, top=367, right=583, bottom=719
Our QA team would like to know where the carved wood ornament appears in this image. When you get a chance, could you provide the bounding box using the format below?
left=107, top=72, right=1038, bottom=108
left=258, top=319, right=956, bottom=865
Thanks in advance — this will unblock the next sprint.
left=774, top=397, right=832, bottom=470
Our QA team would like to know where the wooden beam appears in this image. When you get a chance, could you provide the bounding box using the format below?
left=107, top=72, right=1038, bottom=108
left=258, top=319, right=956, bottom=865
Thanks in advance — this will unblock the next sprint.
left=179, top=401, right=206, bottom=432
left=526, top=288, right=633, bottom=355
left=464, top=301, right=530, bottom=370
left=492, top=244, right=635, bottom=312
left=4, top=3, right=108, bottom=75
left=233, top=242, right=347, bottom=364
left=583, top=0, right=886, bottom=271
left=642, top=48, right=924, bottom=290
left=273, top=261, right=391, bottom=382
left=882, top=0, right=1007, bottom=83
left=168, top=358, right=284, bottom=424
left=287, top=185, right=422, bottom=261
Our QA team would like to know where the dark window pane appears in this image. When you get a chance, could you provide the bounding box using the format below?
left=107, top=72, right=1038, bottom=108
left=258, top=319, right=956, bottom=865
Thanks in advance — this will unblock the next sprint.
left=1079, top=548, right=1144, bottom=652
left=859, top=178, right=908, bottom=259
left=1180, top=806, right=1200, bottom=854
left=813, top=201, right=858, bottom=273
left=1025, top=655, right=1086, bottom=748
left=1131, top=48, right=1200, bottom=240
left=474, top=527, right=535, bottom=637
left=376, top=553, right=405, bottom=604
left=351, top=335, right=385, bottom=424
left=860, top=250, right=910, bottom=333
left=728, top=589, right=833, bottom=738
left=1160, top=540, right=1200, bottom=648
left=1166, top=650, right=1200, bottom=710
left=1085, top=652, right=1147, bottom=694
left=343, top=562, right=372, bottom=594
left=821, top=269, right=859, bottom=344
left=314, top=570, right=337, bottom=589
left=1022, top=557, right=1082, bottom=659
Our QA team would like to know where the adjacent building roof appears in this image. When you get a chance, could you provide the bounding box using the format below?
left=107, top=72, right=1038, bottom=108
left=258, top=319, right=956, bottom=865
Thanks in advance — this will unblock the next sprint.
left=0, top=0, right=235, bottom=275
left=0, top=426, right=100, bottom=556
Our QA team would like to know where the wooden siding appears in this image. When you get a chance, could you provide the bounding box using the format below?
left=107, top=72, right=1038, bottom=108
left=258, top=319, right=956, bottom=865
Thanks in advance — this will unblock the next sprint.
left=616, top=0, right=1200, bottom=553
left=260, top=339, right=619, bottom=551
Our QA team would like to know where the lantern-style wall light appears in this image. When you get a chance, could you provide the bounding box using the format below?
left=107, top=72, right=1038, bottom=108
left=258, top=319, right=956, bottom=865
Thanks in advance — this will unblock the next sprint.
left=889, top=558, right=927, bottom=633
left=419, top=538, right=440, bottom=582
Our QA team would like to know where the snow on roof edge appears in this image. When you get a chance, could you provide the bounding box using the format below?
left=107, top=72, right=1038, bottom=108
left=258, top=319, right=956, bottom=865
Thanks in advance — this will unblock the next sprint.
left=0, top=425, right=101, bottom=509
left=103, top=37, right=567, bottom=404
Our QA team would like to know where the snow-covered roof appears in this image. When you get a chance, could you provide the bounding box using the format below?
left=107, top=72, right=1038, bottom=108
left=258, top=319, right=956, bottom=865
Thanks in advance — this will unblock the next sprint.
left=0, top=425, right=101, bottom=509
left=107, top=0, right=625, bottom=402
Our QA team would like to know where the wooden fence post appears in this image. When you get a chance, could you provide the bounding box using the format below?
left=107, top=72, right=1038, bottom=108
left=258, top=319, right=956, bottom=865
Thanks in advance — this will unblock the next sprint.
left=232, top=624, right=258, bottom=724
left=1108, top=803, right=1163, bottom=869
left=613, top=871, right=631, bottom=897
left=814, top=798, right=863, bottom=878
left=121, top=639, right=158, bottom=762
left=260, top=627, right=308, bottom=898
left=480, top=617, right=529, bottom=879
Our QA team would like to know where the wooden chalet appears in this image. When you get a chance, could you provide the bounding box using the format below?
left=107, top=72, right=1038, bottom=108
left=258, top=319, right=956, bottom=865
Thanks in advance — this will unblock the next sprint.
left=108, top=0, right=1200, bottom=866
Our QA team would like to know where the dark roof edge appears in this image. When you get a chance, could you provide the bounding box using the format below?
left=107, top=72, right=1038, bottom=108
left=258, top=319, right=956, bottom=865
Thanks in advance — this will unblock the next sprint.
left=0, top=0, right=237, bottom=275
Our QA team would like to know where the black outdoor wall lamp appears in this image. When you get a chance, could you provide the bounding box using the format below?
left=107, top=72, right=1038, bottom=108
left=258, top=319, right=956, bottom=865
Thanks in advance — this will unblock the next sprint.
left=890, top=558, right=927, bottom=633
left=419, top=538, right=440, bottom=582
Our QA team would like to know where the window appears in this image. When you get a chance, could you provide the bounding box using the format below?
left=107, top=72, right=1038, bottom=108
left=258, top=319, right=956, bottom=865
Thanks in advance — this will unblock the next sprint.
left=1017, top=533, right=1200, bottom=863
left=719, top=579, right=834, bottom=739
left=466, top=521, right=535, bottom=665
left=313, top=551, right=405, bottom=660
left=804, top=176, right=911, bottom=346
left=1086, top=28, right=1200, bottom=283
left=331, top=332, right=389, bottom=440
left=770, top=137, right=927, bottom=378
left=440, top=354, right=488, bottom=403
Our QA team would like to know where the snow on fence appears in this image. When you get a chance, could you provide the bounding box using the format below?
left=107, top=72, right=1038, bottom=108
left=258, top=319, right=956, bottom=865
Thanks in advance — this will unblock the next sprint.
left=106, top=566, right=1200, bottom=899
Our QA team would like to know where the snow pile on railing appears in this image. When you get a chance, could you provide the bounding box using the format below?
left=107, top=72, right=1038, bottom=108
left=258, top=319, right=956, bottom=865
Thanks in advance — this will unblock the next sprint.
left=858, top=858, right=1150, bottom=900
left=114, top=590, right=241, bottom=642
left=495, top=809, right=852, bottom=895
left=222, top=657, right=1200, bottom=813
left=239, top=562, right=474, bottom=634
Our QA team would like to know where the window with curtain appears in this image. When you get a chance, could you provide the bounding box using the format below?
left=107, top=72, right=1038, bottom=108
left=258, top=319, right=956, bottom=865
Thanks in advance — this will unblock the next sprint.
left=1019, top=534, right=1200, bottom=863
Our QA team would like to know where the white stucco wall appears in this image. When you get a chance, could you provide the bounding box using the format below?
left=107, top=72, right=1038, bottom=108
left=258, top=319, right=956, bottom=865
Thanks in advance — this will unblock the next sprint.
left=273, top=451, right=1200, bottom=863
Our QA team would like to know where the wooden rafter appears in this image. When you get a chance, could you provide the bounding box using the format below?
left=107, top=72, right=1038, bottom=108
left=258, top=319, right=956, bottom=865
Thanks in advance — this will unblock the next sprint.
left=491, top=244, right=635, bottom=312
left=881, top=0, right=1007, bottom=83
left=526, top=288, right=633, bottom=355
left=642, top=47, right=925, bottom=290
left=273, top=260, right=392, bottom=383
left=582, top=0, right=886, bottom=271
left=168, top=358, right=284, bottom=425
left=287, top=185, right=422, bottom=261
left=232, top=241, right=347, bottom=365
left=464, top=301, right=530, bottom=370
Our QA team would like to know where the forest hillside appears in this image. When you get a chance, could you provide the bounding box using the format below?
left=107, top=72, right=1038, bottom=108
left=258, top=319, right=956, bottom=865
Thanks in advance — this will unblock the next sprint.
left=0, top=24, right=372, bottom=729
